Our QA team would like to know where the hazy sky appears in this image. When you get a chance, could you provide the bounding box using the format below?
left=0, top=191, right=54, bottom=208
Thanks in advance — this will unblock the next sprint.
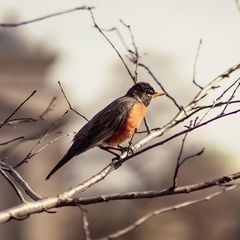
left=0, top=1, right=239, bottom=96
left=0, top=0, right=240, bottom=168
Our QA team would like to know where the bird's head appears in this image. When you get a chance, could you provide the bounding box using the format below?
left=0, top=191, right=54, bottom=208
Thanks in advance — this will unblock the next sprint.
left=126, top=82, right=164, bottom=106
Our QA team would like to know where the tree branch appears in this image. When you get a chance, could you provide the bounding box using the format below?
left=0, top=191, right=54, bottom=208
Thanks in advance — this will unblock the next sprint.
left=1, top=164, right=240, bottom=224
left=58, top=81, right=89, bottom=122
left=14, top=110, right=69, bottom=169
left=1, top=162, right=41, bottom=201
left=0, top=168, right=27, bottom=203
left=96, top=184, right=238, bottom=240
left=88, top=8, right=135, bottom=83
left=0, top=90, right=36, bottom=129
left=0, top=6, right=93, bottom=27
left=192, top=39, right=203, bottom=89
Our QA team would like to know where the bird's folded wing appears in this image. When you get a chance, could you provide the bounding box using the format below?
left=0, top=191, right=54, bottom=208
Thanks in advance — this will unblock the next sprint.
left=73, top=97, right=135, bottom=153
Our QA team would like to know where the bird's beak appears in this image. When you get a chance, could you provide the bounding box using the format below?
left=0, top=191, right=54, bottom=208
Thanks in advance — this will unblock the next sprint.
left=152, top=92, right=165, bottom=98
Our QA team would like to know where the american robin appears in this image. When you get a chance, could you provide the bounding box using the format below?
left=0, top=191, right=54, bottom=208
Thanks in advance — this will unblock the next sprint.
left=46, top=82, right=164, bottom=180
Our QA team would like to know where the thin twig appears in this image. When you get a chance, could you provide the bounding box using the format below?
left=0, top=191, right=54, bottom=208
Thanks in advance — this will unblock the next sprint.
left=34, top=132, right=75, bottom=156
left=193, top=39, right=203, bottom=89
left=131, top=64, right=240, bottom=154
left=172, top=123, right=204, bottom=188
left=120, top=19, right=139, bottom=83
left=143, top=117, right=151, bottom=134
left=14, top=110, right=69, bottom=168
left=180, top=148, right=205, bottom=165
left=181, top=100, right=240, bottom=124
left=102, top=27, right=129, bottom=54
left=0, top=90, right=36, bottom=129
left=0, top=137, right=26, bottom=145
left=0, top=6, right=93, bottom=27
left=216, top=77, right=240, bottom=101
left=196, top=77, right=240, bottom=125
left=58, top=81, right=89, bottom=122
left=39, top=97, right=57, bottom=120
left=88, top=8, right=135, bottom=82
left=138, top=63, right=182, bottom=110
left=220, top=82, right=240, bottom=115
left=0, top=118, right=37, bottom=127
left=172, top=122, right=191, bottom=188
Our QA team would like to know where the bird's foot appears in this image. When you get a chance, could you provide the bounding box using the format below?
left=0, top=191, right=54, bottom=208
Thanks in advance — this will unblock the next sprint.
left=100, top=145, right=133, bottom=169
left=117, top=145, right=134, bottom=156
left=112, top=157, right=122, bottom=169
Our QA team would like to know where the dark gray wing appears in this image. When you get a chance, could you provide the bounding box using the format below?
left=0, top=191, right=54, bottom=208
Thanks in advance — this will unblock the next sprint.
left=46, top=96, right=136, bottom=180
left=73, top=96, right=136, bottom=154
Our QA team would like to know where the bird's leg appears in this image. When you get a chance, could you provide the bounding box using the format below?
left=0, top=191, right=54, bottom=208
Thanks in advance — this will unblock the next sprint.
left=99, top=146, right=121, bottom=157
left=116, top=145, right=128, bottom=153
left=99, top=146, right=123, bottom=169
left=126, top=128, right=137, bottom=155
left=115, top=128, right=137, bottom=156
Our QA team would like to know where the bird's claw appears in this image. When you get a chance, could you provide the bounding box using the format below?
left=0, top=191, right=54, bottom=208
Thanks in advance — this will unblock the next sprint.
left=112, top=157, right=122, bottom=169
left=117, top=145, right=134, bottom=156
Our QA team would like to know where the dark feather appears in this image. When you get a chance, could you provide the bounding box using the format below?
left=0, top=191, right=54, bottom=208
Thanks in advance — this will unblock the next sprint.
left=45, top=96, right=136, bottom=179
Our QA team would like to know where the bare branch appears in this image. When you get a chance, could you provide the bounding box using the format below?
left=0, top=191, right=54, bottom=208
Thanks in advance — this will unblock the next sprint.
left=120, top=19, right=140, bottom=82
left=102, top=20, right=154, bottom=133
left=172, top=122, right=191, bottom=188
left=195, top=77, right=240, bottom=125
left=128, top=105, right=240, bottom=162
left=193, top=64, right=240, bottom=103
left=88, top=8, right=135, bottom=82
left=0, top=164, right=240, bottom=223
left=193, top=39, right=203, bottom=89
left=34, top=132, right=75, bottom=156
left=1, top=162, right=41, bottom=201
left=180, top=148, right=205, bottom=165
left=220, top=82, right=240, bottom=115
left=79, top=206, right=92, bottom=240
left=142, top=117, right=151, bottom=134
left=0, top=90, right=36, bottom=129
left=58, top=81, right=89, bottom=122
left=0, top=6, right=93, bottom=27
left=1, top=167, right=240, bottom=223
left=0, top=136, right=26, bottom=145
left=129, top=65, right=240, bottom=154
left=0, top=118, right=37, bottom=127
left=0, top=168, right=26, bottom=203
left=138, top=63, right=182, bottom=110
left=96, top=184, right=238, bottom=240
left=76, top=172, right=239, bottom=205
left=39, top=97, right=57, bottom=120
left=14, top=110, right=69, bottom=168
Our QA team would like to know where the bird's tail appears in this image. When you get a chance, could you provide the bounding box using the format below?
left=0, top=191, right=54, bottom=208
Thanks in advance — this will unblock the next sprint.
left=45, top=149, right=76, bottom=180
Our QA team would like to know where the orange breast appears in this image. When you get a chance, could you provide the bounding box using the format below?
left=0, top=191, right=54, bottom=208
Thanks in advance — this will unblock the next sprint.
left=104, top=102, right=147, bottom=146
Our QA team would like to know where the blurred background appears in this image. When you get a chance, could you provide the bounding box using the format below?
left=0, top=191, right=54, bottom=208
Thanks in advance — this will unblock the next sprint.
left=0, top=0, right=240, bottom=239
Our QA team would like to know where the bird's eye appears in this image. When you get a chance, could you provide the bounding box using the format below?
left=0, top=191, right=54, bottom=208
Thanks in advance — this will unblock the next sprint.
left=144, top=88, right=154, bottom=94
left=145, top=89, right=151, bottom=93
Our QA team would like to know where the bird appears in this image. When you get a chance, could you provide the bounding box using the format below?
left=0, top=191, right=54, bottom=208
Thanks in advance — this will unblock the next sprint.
left=45, top=82, right=164, bottom=180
